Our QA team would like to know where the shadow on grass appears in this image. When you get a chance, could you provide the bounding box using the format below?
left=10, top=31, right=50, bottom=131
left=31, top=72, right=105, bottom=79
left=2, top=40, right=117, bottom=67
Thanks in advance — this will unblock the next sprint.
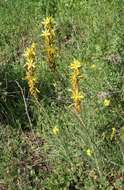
left=0, top=64, right=68, bottom=128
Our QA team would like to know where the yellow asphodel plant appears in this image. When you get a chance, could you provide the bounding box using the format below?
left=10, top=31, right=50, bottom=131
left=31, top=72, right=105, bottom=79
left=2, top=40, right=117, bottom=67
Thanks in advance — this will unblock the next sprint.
left=41, top=16, right=57, bottom=71
left=24, top=42, right=39, bottom=98
left=70, top=59, right=84, bottom=112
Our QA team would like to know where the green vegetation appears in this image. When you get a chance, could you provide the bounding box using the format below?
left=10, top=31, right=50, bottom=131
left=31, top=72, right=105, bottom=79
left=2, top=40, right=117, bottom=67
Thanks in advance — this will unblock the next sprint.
left=1, top=0, right=124, bottom=189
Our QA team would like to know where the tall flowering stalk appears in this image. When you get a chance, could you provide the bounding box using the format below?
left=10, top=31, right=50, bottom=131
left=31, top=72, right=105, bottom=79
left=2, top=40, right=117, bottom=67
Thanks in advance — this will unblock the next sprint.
left=24, top=42, right=39, bottom=97
left=70, top=59, right=84, bottom=112
left=41, top=16, right=57, bottom=71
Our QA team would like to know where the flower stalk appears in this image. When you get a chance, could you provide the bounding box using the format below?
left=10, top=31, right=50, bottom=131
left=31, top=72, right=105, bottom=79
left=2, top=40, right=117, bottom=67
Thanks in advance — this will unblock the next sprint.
left=41, top=17, right=57, bottom=71
left=70, top=59, right=84, bottom=112
left=24, top=42, right=39, bottom=98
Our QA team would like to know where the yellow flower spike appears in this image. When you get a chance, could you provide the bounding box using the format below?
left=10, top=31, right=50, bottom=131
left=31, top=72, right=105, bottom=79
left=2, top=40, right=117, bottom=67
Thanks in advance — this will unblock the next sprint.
left=86, top=149, right=92, bottom=157
left=53, top=126, right=59, bottom=135
left=110, top=127, right=116, bottom=140
left=103, top=99, right=110, bottom=107
left=42, top=16, right=55, bottom=30
left=71, top=92, right=84, bottom=113
left=70, top=59, right=84, bottom=113
left=24, top=42, right=39, bottom=97
left=41, top=16, right=57, bottom=71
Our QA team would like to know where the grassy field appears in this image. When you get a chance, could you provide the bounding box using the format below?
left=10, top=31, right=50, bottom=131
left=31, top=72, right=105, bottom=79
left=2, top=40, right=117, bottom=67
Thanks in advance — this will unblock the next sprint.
left=1, top=0, right=124, bottom=189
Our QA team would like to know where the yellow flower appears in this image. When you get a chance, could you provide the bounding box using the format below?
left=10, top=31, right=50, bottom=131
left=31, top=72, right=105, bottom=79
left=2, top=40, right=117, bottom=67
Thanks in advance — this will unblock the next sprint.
left=42, top=16, right=55, bottom=29
left=90, top=64, right=96, bottom=69
left=41, top=30, right=51, bottom=38
left=71, top=92, right=84, bottom=101
left=53, top=126, right=59, bottom=135
left=103, top=99, right=110, bottom=107
left=110, top=127, right=116, bottom=140
left=86, top=149, right=92, bottom=157
left=70, top=59, right=81, bottom=69
left=47, top=47, right=56, bottom=56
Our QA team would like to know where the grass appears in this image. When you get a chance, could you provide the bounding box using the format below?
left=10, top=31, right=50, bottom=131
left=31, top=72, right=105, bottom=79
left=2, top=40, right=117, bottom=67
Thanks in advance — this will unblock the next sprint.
left=0, top=0, right=124, bottom=189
